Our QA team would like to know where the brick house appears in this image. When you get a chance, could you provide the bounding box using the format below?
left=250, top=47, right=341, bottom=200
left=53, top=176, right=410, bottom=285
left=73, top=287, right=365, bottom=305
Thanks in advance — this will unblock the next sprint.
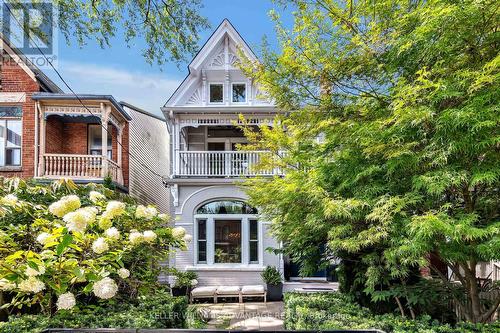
left=0, top=37, right=170, bottom=211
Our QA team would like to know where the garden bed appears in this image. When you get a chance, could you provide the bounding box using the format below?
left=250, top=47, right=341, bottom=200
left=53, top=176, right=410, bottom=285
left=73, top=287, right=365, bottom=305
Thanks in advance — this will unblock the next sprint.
left=284, top=292, right=500, bottom=333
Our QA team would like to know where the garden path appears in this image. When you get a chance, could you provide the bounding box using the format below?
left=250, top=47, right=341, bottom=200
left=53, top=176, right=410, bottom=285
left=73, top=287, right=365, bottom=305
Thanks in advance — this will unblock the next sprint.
left=196, top=301, right=284, bottom=330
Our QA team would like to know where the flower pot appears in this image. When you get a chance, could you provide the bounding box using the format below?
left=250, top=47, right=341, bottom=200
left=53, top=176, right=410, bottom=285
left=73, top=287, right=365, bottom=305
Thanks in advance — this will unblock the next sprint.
left=171, top=286, right=188, bottom=297
left=266, top=283, right=283, bottom=301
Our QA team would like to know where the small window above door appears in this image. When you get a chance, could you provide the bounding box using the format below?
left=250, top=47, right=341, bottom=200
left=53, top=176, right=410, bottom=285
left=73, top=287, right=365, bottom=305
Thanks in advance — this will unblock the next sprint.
left=209, top=84, right=224, bottom=103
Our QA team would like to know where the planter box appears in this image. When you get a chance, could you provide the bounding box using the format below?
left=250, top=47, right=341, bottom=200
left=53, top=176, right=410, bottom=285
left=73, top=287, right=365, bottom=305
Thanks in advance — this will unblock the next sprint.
left=266, top=283, right=283, bottom=301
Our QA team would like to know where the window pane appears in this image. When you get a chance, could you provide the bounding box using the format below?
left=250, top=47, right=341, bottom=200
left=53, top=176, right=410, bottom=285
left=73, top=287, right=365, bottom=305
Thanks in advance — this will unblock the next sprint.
left=250, top=241, right=258, bottom=263
left=215, top=219, right=241, bottom=263
left=198, top=219, right=206, bottom=239
left=232, top=84, right=246, bottom=102
left=196, top=200, right=257, bottom=214
left=210, top=84, right=223, bottom=103
left=0, top=121, right=5, bottom=166
left=6, top=149, right=21, bottom=166
left=198, top=241, right=207, bottom=263
left=89, top=125, right=112, bottom=155
left=6, top=121, right=21, bottom=147
left=250, top=219, right=258, bottom=240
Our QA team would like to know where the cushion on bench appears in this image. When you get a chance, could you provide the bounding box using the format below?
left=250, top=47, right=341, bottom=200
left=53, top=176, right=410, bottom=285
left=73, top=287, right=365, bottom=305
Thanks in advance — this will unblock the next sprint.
left=241, top=285, right=265, bottom=294
left=216, top=286, right=240, bottom=295
left=191, top=286, right=217, bottom=297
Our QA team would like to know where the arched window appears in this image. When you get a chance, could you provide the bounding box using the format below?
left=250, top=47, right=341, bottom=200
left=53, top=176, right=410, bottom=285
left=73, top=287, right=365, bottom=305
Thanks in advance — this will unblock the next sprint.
left=194, top=200, right=260, bottom=265
left=196, top=200, right=258, bottom=215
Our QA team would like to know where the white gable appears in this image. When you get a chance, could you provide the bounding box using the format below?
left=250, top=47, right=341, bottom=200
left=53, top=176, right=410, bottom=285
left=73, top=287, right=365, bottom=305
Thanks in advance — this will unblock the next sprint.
left=165, top=19, right=273, bottom=108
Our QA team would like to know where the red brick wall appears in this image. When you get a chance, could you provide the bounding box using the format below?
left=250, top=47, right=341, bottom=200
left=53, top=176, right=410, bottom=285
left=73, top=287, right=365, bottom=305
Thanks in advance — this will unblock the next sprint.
left=62, top=123, right=88, bottom=155
left=0, top=54, right=40, bottom=178
left=45, top=116, right=63, bottom=153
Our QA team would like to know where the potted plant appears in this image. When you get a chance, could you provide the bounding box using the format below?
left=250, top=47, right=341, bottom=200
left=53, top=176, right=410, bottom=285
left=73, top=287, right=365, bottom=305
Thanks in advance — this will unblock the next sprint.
left=261, top=266, right=283, bottom=301
left=170, top=269, right=198, bottom=296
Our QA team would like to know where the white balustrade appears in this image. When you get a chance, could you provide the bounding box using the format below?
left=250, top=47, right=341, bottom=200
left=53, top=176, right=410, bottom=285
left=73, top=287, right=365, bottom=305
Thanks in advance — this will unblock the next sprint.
left=176, top=151, right=281, bottom=177
left=41, top=154, right=123, bottom=185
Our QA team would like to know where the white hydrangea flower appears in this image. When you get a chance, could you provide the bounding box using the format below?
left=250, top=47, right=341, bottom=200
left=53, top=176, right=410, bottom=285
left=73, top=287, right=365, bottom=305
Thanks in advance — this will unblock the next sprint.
left=183, top=234, right=193, bottom=243
left=56, top=292, right=76, bottom=310
left=143, top=230, right=157, bottom=242
left=49, top=195, right=81, bottom=217
left=104, top=227, right=120, bottom=240
left=117, top=268, right=130, bottom=279
left=135, top=205, right=158, bottom=220
left=92, top=277, right=118, bottom=299
left=158, top=213, right=169, bottom=222
left=0, top=278, right=15, bottom=291
left=63, top=207, right=96, bottom=233
left=129, top=230, right=143, bottom=245
left=0, top=194, right=18, bottom=206
left=19, top=277, right=45, bottom=293
left=105, top=201, right=126, bottom=219
left=36, top=232, right=51, bottom=245
left=26, top=265, right=45, bottom=277
left=98, top=213, right=113, bottom=230
left=89, top=191, right=105, bottom=203
left=92, top=237, right=109, bottom=254
left=172, top=227, right=186, bottom=240
left=191, top=279, right=198, bottom=286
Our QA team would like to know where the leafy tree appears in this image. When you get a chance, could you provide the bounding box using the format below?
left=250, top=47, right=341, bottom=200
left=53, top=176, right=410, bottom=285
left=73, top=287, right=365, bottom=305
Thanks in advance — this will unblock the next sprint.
left=240, top=0, right=499, bottom=323
left=2, top=0, right=210, bottom=65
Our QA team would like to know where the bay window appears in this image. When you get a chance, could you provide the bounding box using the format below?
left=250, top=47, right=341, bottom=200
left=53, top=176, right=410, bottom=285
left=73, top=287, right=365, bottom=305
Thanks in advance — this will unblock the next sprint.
left=195, top=200, right=260, bottom=265
left=0, top=119, right=22, bottom=167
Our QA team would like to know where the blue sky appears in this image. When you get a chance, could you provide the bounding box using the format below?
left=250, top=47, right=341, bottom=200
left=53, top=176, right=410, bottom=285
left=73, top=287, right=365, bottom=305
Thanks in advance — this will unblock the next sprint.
left=44, top=0, right=291, bottom=116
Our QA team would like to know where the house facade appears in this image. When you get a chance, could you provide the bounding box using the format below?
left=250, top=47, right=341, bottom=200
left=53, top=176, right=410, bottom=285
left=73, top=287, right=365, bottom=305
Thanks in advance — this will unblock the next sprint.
left=162, top=20, right=283, bottom=286
left=0, top=37, right=169, bottom=212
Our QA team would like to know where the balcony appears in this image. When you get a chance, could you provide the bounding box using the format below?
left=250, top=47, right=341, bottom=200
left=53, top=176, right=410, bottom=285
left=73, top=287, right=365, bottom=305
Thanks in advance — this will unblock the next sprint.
left=175, top=151, right=281, bottom=177
left=40, top=154, right=123, bottom=184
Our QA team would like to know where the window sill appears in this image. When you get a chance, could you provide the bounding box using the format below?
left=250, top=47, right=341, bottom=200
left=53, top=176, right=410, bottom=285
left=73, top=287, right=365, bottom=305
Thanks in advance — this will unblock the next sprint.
left=0, top=166, right=22, bottom=172
left=185, top=265, right=265, bottom=272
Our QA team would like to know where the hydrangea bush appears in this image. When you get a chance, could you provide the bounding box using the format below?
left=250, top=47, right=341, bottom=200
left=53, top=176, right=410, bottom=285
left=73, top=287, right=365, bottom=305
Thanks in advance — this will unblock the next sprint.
left=0, top=178, right=189, bottom=315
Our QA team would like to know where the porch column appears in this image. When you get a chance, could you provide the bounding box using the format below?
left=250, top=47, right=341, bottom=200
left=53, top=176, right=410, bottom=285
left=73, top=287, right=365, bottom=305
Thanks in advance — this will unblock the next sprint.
left=117, top=123, right=124, bottom=185
left=37, top=108, right=46, bottom=177
left=100, top=103, right=109, bottom=178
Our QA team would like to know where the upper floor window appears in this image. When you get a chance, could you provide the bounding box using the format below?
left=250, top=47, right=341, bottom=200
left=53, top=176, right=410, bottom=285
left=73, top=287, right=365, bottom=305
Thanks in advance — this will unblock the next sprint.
left=232, top=83, right=246, bottom=103
left=88, top=124, right=112, bottom=159
left=209, top=83, right=224, bottom=103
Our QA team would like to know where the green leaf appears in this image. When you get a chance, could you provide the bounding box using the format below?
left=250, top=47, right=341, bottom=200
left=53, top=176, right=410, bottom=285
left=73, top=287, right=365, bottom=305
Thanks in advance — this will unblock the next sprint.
left=56, top=234, right=73, bottom=255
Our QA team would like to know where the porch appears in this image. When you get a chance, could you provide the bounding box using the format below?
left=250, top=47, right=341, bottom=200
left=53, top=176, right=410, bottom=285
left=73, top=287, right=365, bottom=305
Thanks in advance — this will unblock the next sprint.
left=32, top=94, right=130, bottom=187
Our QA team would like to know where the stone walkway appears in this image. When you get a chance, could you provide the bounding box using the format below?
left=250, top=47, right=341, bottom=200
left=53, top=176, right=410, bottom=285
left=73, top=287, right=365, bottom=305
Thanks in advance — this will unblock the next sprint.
left=194, top=301, right=284, bottom=330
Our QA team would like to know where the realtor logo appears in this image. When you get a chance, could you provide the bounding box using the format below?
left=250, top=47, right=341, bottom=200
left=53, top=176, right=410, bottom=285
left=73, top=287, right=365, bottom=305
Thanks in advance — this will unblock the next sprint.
left=1, top=0, right=58, bottom=67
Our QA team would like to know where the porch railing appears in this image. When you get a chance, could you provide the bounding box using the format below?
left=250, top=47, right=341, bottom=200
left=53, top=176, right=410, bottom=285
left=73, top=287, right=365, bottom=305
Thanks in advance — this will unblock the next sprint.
left=41, top=154, right=123, bottom=185
left=175, top=151, right=281, bottom=177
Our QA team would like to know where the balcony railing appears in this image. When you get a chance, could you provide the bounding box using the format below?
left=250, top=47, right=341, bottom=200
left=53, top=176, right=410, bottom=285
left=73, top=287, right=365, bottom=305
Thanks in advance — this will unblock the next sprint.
left=40, top=154, right=123, bottom=185
left=175, top=151, right=281, bottom=177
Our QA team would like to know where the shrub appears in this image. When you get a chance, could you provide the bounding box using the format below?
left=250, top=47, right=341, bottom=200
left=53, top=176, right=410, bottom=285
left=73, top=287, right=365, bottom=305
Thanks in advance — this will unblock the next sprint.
left=261, top=266, right=282, bottom=285
left=284, top=293, right=500, bottom=333
left=0, top=291, right=188, bottom=332
left=0, top=178, right=190, bottom=315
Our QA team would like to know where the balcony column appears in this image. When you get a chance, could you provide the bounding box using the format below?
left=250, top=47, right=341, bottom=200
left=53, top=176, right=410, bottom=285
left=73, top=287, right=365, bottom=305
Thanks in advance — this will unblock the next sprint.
left=100, top=103, right=110, bottom=178
left=117, top=123, right=124, bottom=184
left=37, top=107, right=46, bottom=177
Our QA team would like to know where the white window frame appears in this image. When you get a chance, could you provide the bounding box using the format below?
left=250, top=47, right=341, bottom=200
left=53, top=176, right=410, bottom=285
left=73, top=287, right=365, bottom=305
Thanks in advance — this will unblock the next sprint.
left=194, top=213, right=262, bottom=267
left=231, top=82, right=247, bottom=103
left=0, top=118, right=22, bottom=168
left=88, top=124, right=113, bottom=159
left=208, top=82, right=224, bottom=104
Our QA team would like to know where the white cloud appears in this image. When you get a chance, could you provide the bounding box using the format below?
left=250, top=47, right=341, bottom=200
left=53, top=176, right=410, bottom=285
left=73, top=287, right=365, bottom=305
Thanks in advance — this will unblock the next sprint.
left=49, top=61, right=182, bottom=116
